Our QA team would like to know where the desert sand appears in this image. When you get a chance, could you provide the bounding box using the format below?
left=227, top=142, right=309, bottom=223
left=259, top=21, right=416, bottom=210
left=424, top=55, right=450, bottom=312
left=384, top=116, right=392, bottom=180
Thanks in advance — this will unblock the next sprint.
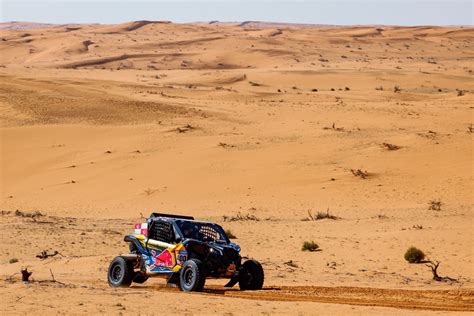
left=0, top=21, right=473, bottom=314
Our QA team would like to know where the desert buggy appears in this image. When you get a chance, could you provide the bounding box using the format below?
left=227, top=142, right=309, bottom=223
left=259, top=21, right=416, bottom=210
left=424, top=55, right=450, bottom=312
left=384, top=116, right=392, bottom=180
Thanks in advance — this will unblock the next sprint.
left=107, top=213, right=264, bottom=292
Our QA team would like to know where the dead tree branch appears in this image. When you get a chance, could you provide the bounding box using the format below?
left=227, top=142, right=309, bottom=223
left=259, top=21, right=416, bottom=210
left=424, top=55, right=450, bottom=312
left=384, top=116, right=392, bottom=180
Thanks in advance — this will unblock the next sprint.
left=36, top=250, right=62, bottom=259
left=425, top=260, right=458, bottom=282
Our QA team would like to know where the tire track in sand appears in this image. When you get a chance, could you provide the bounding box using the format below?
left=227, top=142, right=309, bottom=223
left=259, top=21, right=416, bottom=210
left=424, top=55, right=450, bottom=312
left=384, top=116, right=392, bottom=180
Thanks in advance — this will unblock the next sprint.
left=178, top=285, right=474, bottom=312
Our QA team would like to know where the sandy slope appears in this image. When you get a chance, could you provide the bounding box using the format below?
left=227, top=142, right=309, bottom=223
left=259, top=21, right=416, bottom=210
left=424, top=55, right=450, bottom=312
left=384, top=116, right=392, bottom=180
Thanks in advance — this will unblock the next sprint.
left=0, top=21, right=473, bottom=314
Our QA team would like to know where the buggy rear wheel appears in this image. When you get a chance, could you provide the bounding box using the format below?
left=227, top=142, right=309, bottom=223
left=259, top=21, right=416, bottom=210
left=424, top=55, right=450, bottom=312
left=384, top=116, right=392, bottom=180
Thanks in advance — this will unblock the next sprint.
left=179, top=258, right=206, bottom=292
left=239, top=259, right=264, bottom=290
left=108, top=256, right=134, bottom=287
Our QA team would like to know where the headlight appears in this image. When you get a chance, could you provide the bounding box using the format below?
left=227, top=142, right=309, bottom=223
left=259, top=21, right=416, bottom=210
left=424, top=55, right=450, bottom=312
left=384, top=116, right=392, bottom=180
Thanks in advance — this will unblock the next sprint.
left=209, top=247, right=223, bottom=255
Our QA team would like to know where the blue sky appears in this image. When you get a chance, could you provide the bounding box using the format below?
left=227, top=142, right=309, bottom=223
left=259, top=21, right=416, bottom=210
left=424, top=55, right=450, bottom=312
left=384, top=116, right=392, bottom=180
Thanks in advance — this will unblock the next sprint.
left=1, top=0, right=472, bottom=26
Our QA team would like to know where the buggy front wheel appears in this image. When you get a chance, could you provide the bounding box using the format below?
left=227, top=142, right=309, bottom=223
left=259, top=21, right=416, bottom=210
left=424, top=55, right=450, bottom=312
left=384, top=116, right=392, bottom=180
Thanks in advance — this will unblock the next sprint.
left=179, top=258, right=206, bottom=292
left=239, top=259, right=264, bottom=290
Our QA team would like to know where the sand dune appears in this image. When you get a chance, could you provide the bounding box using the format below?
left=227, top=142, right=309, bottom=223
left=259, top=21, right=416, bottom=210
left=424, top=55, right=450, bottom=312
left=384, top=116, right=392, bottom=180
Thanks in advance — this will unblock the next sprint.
left=0, top=21, right=473, bottom=314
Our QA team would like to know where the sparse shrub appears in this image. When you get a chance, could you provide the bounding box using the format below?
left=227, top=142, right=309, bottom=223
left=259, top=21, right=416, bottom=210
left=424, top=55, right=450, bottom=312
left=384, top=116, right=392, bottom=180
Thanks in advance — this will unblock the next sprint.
left=375, top=86, right=384, bottom=91
left=350, top=169, right=369, bottom=179
left=9, top=258, right=18, bottom=264
left=302, top=241, right=319, bottom=252
left=304, top=209, right=339, bottom=221
left=176, top=124, right=195, bottom=133
left=15, top=210, right=43, bottom=219
left=218, top=142, right=235, bottom=148
left=457, top=89, right=465, bottom=96
left=284, top=260, right=298, bottom=268
left=314, top=211, right=338, bottom=220
left=323, top=122, right=345, bottom=132
left=223, top=212, right=260, bottom=222
left=428, top=199, right=442, bottom=211
left=144, top=188, right=156, bottom=196
left=225, top=229, right=237, bottom=239
left=382, top=143, right=401, bottom=151
left=404, top=246, right=425, bottom=263
left=394, top=85, right=401, bottom=93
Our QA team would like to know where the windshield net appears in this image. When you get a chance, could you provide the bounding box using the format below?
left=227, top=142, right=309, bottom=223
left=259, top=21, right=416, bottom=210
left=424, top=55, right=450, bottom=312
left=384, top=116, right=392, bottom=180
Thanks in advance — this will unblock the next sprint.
left=176, top=221, right=227, bottom=243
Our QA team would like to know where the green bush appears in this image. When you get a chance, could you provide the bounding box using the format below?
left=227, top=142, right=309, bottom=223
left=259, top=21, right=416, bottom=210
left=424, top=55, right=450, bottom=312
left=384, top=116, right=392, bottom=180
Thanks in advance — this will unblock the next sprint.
left=404, top=247, right=425, bottom=263
left=302, top=241, right=319, bottom=252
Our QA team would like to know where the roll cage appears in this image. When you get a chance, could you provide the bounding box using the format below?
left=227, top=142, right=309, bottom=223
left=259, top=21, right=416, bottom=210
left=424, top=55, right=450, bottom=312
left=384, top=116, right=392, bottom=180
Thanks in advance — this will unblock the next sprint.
left=146, top=214, right=230, bottom=245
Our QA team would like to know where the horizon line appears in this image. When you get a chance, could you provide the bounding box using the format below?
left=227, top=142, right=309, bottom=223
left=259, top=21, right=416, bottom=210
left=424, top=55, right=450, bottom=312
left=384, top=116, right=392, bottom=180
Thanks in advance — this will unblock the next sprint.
left=1, top=20, right=473, bottom=28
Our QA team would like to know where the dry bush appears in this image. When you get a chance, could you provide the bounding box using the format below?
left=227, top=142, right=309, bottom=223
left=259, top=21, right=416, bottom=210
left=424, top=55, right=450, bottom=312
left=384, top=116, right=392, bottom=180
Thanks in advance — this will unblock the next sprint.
left=176, top=124, right=195, bottom=133
left=144, top=188, right=158, bottom=196
left=218, top=142, right=235, bottom=148
left=284, top=260, right=298, bottom=268
left=223, top=212, right=260, bottom=222
left=15, top=210, right=43, bottom=219
left=375, top=86, right=384, bottom=91
left=302, top=241, right=320, bottom=252
left=350, top=169, right=369, bottom=179
left=9, top=258, right=18, bottom=264
left=417, top=130, right=438, bottom=140
left=428, top=199, right=442, bottom=211
left=393, top=85, right=401, bottom=93
left=404, top=246, right=425, bottom=263
left=456, top=89, right=465, bottom=96
left=323, top=122, right=345, bottom=132
left=304, top=209, right=340, bottom=221
left=382, top=143, right=401, bottom=151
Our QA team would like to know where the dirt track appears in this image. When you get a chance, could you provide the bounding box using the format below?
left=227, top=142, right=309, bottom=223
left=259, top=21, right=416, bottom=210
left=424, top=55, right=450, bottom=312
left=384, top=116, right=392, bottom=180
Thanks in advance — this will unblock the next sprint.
left=180, top=285, right=474, bottom=312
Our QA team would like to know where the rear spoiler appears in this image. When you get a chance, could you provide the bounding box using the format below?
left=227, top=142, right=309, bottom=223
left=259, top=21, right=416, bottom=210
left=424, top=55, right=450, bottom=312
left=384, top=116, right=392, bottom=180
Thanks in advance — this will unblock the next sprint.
left=149, top=213, right=195, bottom=220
